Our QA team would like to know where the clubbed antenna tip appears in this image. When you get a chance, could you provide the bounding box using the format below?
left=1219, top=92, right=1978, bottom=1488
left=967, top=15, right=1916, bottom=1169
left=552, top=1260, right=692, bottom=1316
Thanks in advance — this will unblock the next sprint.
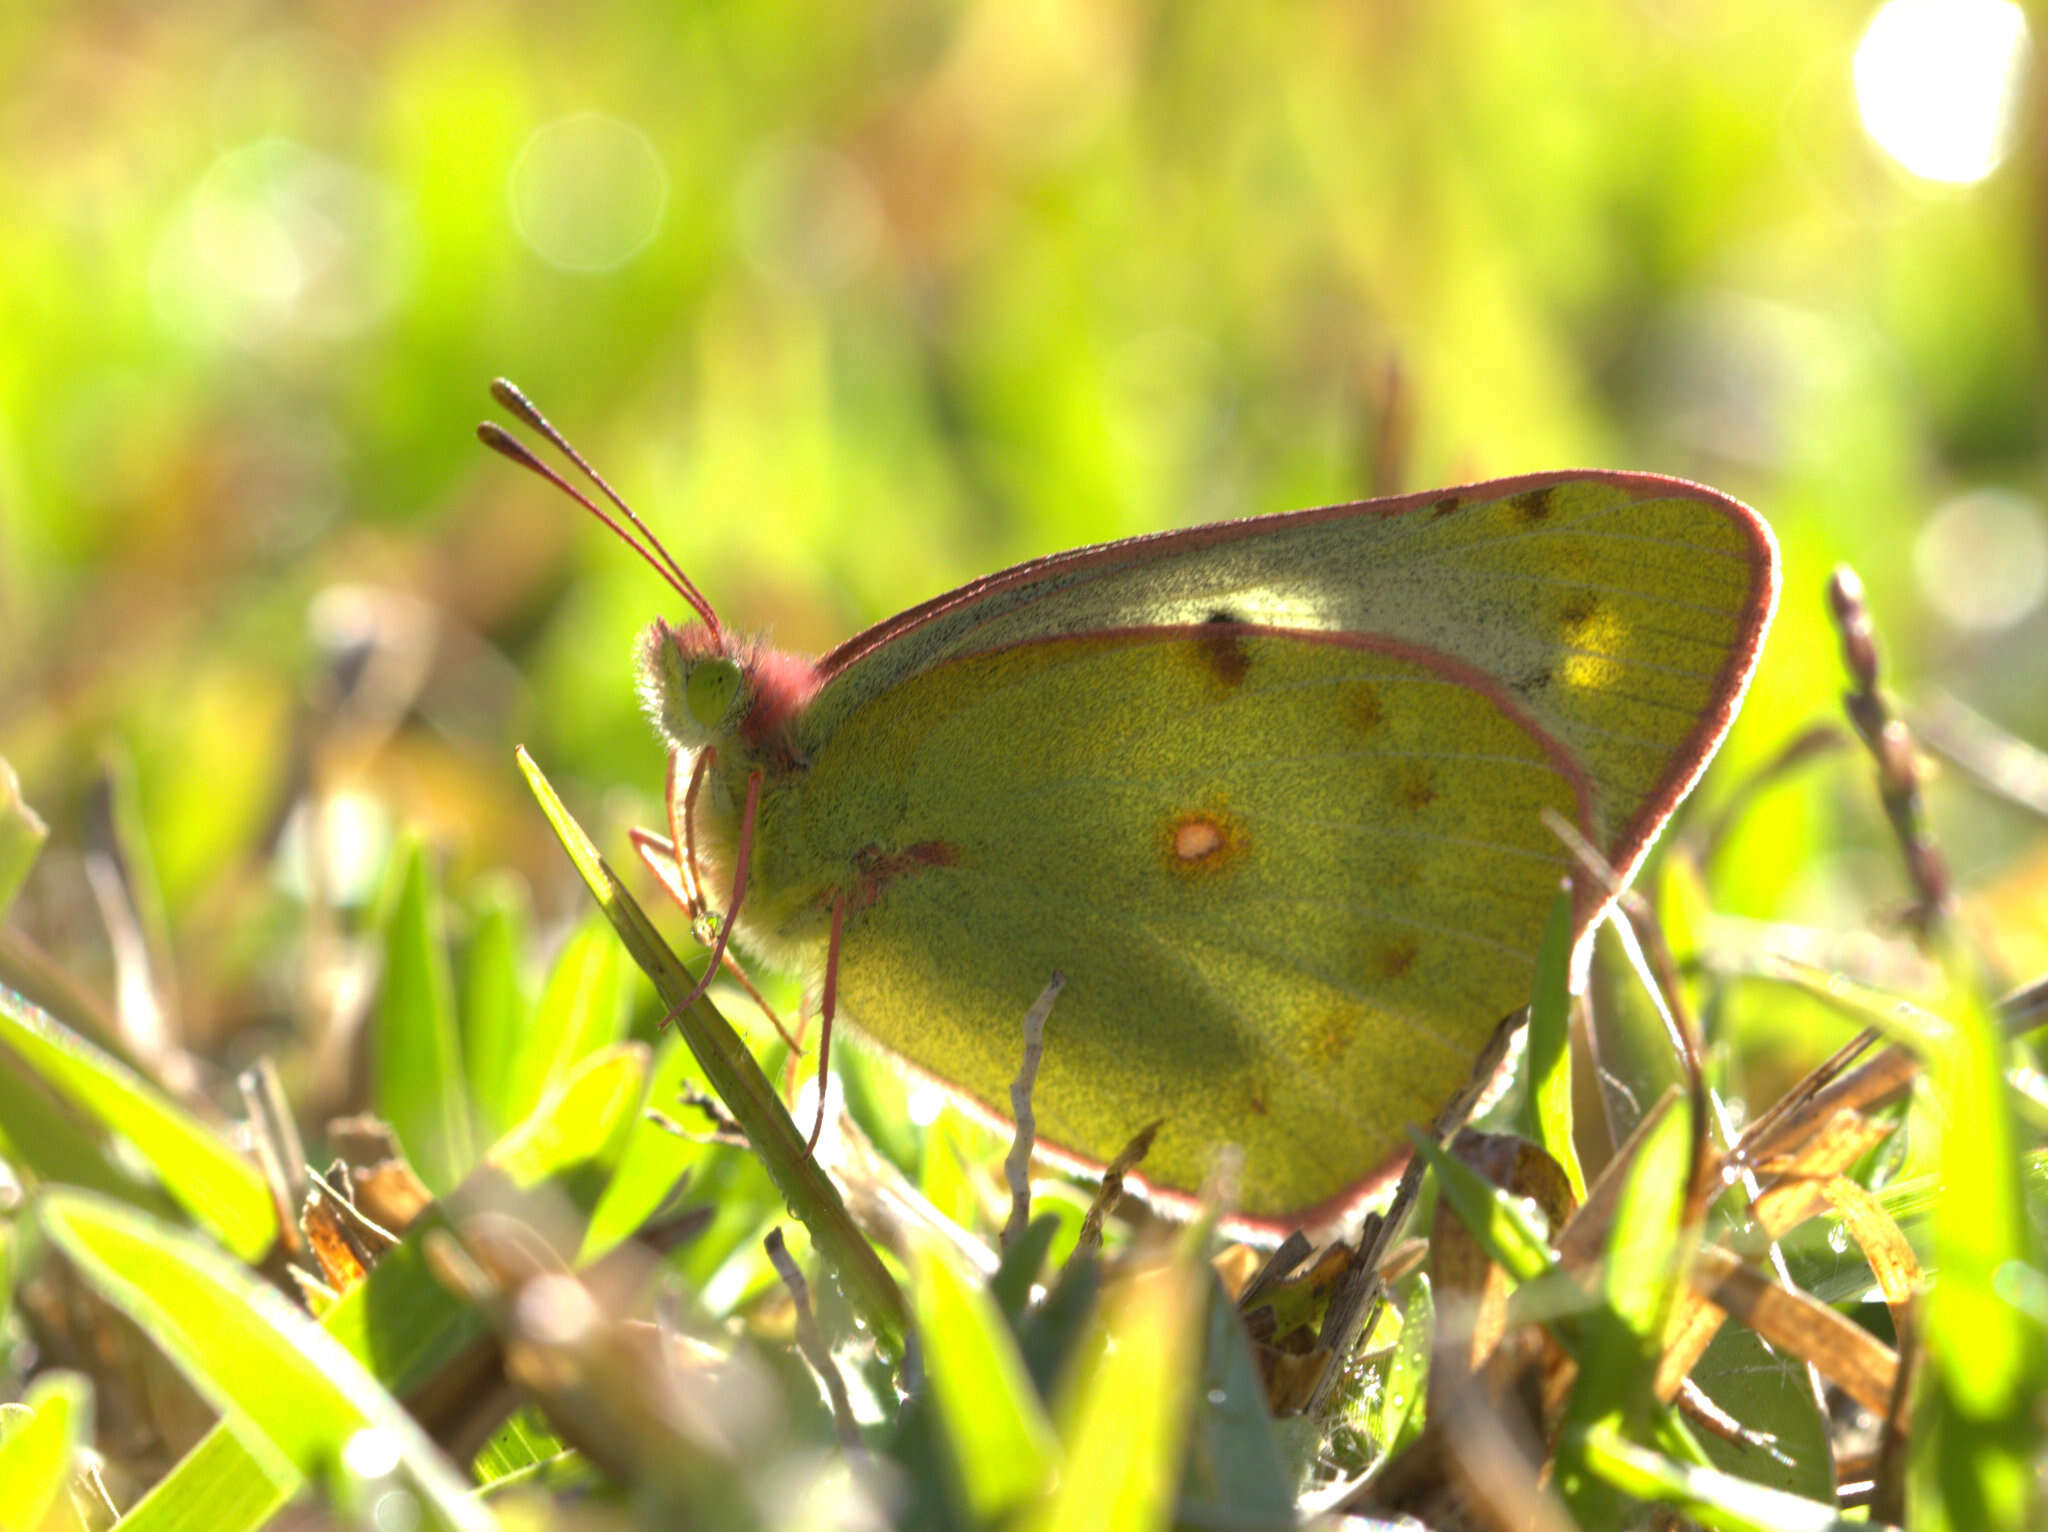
left=477, top=381, right=720, bottom=636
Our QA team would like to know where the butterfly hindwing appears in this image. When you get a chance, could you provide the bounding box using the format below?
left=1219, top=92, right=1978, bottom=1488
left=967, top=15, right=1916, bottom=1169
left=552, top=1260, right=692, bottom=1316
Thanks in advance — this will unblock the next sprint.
left=778, top=627, right=1591, bottom=1215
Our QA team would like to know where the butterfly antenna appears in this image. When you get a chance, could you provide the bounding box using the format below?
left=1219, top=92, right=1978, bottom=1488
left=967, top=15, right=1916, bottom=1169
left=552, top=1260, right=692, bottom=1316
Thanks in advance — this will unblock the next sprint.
left=478, top=379, right=721, bottom=637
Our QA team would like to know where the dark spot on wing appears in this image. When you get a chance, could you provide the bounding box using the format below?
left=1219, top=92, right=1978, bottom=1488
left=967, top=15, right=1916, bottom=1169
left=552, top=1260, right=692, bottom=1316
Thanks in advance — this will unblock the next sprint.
left=1193, top=616, right=1252, bottom=690
left=1312, top=1005, right=1359, bottom=1062
left=848, top=840, right=961, bottom=915
left=1432, top=495, right=1462, bottom=518
left=1344, top=681, right=1385, bottom=736
left=1370, top=937, right=1419, bottom=980
left=1510, top=486, right=1556, bottom=524
left=1560, top=593, right=1599, bottom=634
left=1398, top=768, right=1437, bottom=813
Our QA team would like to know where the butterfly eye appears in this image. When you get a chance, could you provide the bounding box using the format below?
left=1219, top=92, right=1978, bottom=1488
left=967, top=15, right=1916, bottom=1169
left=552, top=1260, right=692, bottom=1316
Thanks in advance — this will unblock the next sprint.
left=685, top=657, right=746, bottom=734
left=636, top=626, right=745, bottom=750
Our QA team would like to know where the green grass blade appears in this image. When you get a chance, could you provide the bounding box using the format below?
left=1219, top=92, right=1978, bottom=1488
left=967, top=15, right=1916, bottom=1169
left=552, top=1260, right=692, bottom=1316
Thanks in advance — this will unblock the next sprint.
left=1913, top=945, right=2048, bottom=1530
left=37, top=1191, right=492, bottom=1532
left=1687, top=1325, right=1836, bottom=1503
left=481, top=1040, right=648, bottom=1191
left=473, top=1409, right=565, bottom=1485
left=988, top=1213, right=1060, bottom=1320
left=1368, top=1273, right=1432, bottom=1459
left=459, top=881, right=532, bottom=1142
left=1183, top=1272, right=1294, bottom=1521
left=0, top=986, right=274, bottom=1260
left=581, top=1034, right=710, bottom=1261
left=108, top=1421, right=296, bottom=1532
left=498, top=917, right=629, bottom=1136
left=0, top=1035, right=185, bottom=1214
left=0, top=755, right=47, bottom=923
left=1519, top=887, right=1585, bottom=1199
left=1578, top=1422, right=1860, bottom=1532
left=1601, top=1088, right=1691, bottom=1347
left=1588, top=921, right=1691, bottom=1146
left=517, top=746, right=907, bottom=1355
left=1559, top=1090, right=1703, bottom=1525
left=375, top=837, right=476, bottom=1194
left=909, top=1235, right=1059, bottom=1519
left=107, top=1045, right=651, bottom=1532
left=0, top=1371, right=89, bottom=1532
left=1409, top=1130, right=1555, bottom=1286
left=1022, top=1251, right=1206, bottom=1532
left=1014, top=1252, right=1104, bottom=1401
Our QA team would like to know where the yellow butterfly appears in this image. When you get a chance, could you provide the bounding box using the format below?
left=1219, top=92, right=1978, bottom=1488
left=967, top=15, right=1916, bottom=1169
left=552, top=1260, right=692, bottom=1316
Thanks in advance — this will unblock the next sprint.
left=486, top=383, right=1777, bottom=1229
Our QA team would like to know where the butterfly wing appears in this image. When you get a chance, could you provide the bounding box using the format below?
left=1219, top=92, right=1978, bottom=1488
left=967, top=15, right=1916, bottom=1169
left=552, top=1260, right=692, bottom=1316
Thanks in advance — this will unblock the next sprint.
left=790, top=625, right=1590, bottom=1219
left=757, top=472, right=1773, bottom=1222
left=805, top=472, right=1777, bottom=895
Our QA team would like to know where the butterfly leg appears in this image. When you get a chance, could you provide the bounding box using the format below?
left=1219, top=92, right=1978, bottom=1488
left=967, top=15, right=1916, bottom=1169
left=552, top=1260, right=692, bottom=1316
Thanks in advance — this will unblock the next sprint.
left=668, top=746, right=713, bottom=922
left=659, top=767, right=762, bottom=1025
left=635, top=796, right=802, bottom=1051
left=802, top=888, right=845, bottom=1157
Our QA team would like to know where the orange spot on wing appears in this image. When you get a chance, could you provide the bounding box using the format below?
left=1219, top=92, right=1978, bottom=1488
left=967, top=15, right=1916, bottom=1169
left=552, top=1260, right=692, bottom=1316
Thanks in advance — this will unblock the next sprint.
left=1158, top=803, right=1248, bottom=879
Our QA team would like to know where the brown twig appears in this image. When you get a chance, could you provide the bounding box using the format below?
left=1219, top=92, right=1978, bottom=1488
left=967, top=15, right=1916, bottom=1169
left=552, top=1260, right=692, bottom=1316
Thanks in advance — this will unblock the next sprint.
left=1069, top=1120, right=1161, bottom=1264
left=764, top=1229, right=863, bottom=1452
left=1827, top=566, right=1954, bottom=940
left=1235, top=1230, right=1314, bottom=1311
left=239, top=1059, right=308, bottom=1264
left=1304, top=1006, right=1527, bottom=1418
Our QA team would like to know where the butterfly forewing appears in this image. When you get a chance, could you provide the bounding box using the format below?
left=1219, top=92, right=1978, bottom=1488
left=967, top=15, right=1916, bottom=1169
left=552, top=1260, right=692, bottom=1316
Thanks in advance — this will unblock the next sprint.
left=807, top=473, right=1775, bottom=891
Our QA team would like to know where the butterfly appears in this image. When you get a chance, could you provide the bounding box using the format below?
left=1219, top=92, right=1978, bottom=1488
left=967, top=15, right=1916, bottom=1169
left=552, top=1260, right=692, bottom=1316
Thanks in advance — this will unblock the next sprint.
left=482, top=381, right=1777, bottom=1229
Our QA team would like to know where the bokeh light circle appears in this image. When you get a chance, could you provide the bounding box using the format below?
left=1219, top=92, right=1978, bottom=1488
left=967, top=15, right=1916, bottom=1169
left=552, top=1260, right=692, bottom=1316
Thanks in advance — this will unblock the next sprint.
left=1854, top=0, right=2032, bottom=184
left=151, top=139, right=409, bottom=346
left=509, top=112, right=669, bottom=271
left=1913, top=489, right=2048, bottom=631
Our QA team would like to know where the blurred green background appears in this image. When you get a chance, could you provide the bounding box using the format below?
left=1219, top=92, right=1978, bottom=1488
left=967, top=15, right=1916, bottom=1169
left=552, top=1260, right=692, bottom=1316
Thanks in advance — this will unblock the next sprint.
left=3, top=0, right=2045, bottom=1087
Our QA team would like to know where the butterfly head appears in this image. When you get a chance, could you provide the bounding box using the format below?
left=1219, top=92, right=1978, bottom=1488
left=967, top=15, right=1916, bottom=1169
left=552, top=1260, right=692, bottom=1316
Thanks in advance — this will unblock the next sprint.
left=636, top=617, right=823, bottom=764
left=638, top=618, right=746, bottom=752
